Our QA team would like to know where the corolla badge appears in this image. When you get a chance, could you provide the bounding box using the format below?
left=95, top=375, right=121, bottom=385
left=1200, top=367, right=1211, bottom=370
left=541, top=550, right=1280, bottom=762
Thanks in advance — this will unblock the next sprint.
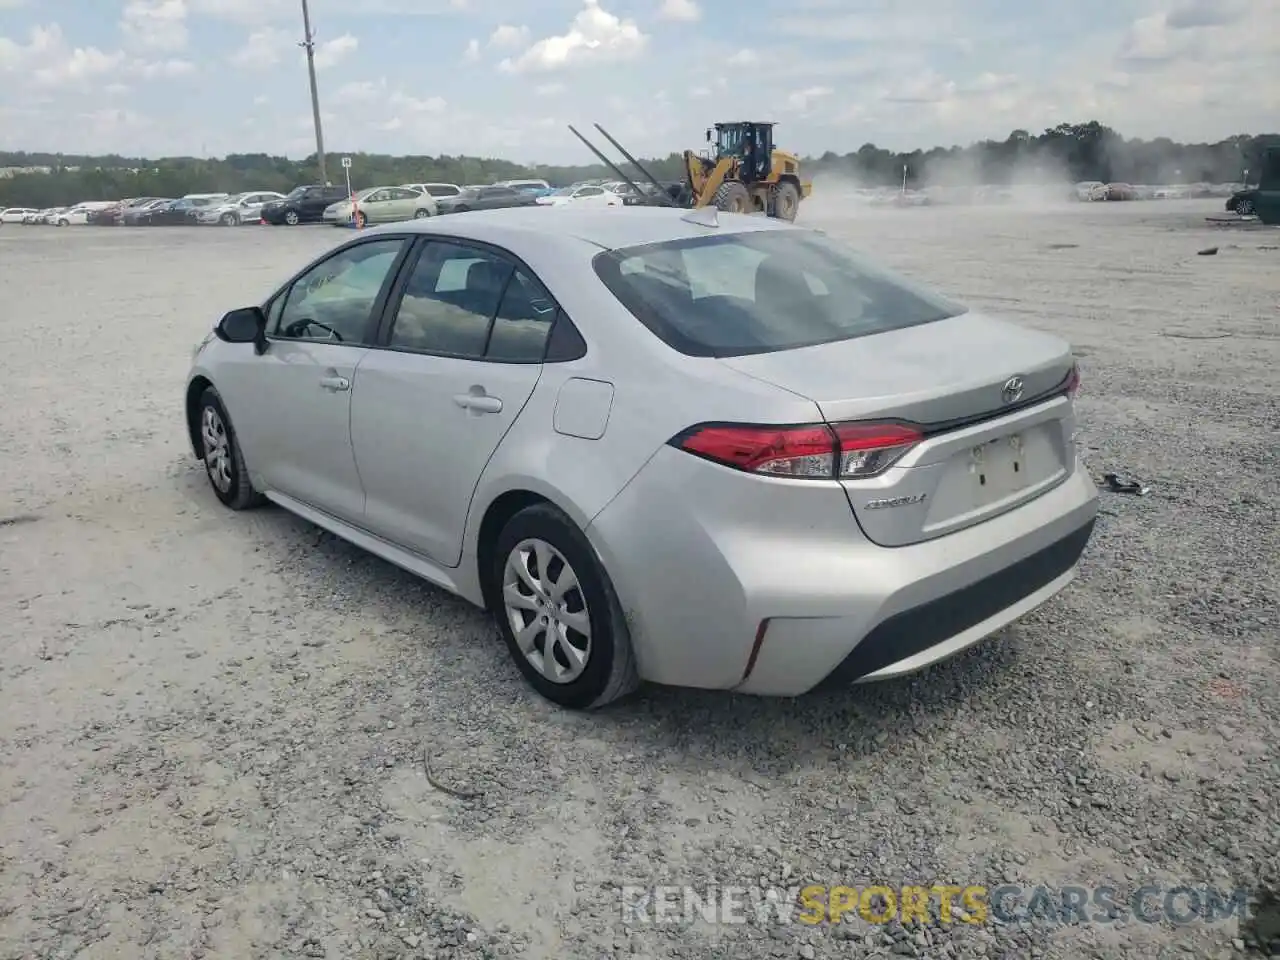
left=865, top=493, right=927, bottom=510
left=1001, top=376, right=1025, bottom=404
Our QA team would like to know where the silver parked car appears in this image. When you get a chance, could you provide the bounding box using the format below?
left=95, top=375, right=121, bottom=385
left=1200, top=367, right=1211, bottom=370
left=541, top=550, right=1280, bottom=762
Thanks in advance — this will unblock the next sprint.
left=184, top=207, right=1097, bottom=709
left=198, top=191, right=287, bottom=225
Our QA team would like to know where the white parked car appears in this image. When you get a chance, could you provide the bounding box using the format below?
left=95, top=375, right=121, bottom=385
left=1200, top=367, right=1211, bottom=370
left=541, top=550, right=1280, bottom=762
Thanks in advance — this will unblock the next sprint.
left=184, top=206, right=1097, bottom=710
left=53, top=202, right=116, bottom=226
left=197, top=191, right=287, bottom=225
left=535, top=184, right=623, bottom=207
left=403, top=183, right=462, bottom=199
left=0, top=207, right=39, bottom=224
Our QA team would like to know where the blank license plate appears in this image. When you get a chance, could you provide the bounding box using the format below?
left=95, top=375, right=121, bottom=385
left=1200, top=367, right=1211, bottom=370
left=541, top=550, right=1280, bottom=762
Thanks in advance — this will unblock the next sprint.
left=970, top=433, right=1032, bottom=500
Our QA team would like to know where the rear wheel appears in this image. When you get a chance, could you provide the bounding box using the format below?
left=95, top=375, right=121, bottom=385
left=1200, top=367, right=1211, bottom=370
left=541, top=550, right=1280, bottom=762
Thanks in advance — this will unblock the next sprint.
left=491, top=504, right=639, bottom=710
left=413, top=207, right=431, bottom=219
left=770, top=181, right=801, bottom=222
left=713, top=180, right=751, bottom=213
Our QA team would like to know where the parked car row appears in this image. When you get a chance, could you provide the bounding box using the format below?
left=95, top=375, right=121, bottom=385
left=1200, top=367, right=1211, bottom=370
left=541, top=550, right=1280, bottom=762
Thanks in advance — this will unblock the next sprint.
left=2, top=178, right=674, bottom=232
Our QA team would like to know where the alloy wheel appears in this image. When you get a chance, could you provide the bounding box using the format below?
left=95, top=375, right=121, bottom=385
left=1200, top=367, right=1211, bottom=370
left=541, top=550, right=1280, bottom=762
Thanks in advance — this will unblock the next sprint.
left=502, top=538, right=592, bottom=684
left=200, top=405, right=233, bottom=493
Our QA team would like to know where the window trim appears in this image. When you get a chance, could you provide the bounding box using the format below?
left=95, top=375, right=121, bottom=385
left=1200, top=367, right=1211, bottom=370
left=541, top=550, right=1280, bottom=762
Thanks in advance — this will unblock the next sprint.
left=370, top=234, right=582, bottom=365
left=262, top=234, right=417, bottom=346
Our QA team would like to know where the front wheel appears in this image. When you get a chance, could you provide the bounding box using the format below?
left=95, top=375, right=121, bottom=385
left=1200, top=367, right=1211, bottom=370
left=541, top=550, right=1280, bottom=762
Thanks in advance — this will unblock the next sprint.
left=713, top=180, right=751, bottom=213
left=197, top=387, right=265, bottom=510
left=491, top=504, right=639, bottom=709
left=1237, top=199, right=1255, bottom=216
left=284, top=210, right=300, bottom=225
left=220, top=212, right=238, bottom=226
left=355, top=211, right=367, bottom=228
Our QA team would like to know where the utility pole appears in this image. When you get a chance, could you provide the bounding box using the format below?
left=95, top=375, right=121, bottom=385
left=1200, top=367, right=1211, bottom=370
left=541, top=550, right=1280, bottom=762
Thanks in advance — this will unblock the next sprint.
left=298, top=0, right=328, bottom=185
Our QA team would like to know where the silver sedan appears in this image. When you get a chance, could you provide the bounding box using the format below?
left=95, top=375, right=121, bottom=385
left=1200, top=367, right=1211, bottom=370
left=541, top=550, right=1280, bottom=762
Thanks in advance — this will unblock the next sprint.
left=185, top=206, right=1098, bottom=709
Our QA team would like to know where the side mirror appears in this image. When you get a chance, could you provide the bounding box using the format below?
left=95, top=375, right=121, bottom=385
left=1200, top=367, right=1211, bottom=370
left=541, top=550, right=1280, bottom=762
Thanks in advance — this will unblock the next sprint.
left=216, top=306, right=268, bottom=354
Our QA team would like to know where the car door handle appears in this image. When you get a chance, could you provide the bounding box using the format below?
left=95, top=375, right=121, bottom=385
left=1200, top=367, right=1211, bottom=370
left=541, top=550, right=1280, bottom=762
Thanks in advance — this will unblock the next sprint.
left=320, top=375, right=350, bottom=391
left=453, top=393, right=502, bottom=413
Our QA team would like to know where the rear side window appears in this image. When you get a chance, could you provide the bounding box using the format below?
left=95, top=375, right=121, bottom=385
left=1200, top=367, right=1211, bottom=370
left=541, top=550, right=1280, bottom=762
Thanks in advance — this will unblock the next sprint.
left=593, top=230, right=966, bottom=358
left=426, top=185, right=459, bottom=197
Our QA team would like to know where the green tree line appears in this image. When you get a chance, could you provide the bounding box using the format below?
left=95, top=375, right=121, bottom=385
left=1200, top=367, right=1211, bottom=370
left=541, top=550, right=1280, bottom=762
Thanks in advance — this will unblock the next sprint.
left=1, top=122, right=1275, bottom=208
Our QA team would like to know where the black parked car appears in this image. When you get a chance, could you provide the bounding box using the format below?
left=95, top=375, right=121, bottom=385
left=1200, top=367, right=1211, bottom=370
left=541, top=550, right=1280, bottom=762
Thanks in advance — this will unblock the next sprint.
left=435, top=185, right=540, bottom=214
left=260, top=184, right=351, bottom=225
left=122, top=198, right=177, bottom=225
left=134, top=197, right=219, bottom=225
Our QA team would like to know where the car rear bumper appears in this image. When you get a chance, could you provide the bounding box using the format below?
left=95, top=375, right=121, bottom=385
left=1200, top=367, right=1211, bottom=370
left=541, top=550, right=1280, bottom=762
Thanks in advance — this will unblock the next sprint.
left=586, top=445, right=1099, bottom=696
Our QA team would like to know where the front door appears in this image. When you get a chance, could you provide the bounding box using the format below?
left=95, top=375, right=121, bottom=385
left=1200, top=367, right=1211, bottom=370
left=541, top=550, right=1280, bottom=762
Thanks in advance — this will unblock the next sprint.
left=226, top=236, right=412, bottom=522
left=351, top=239, right=557, bottom=565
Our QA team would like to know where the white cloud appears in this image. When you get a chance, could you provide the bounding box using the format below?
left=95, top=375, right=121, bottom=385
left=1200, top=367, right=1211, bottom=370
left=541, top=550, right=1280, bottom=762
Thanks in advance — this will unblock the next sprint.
left=498, top=0, right=646, bottom=73
left=535, top=82, right=565, bottom=96
left=726, top=48, right=757, bottom=65
left=0, top=23, right=195, bottom=91
left=313, top=33, right=358, bottom=69
left=332, top=79, right=384, bottom=105
left=229, top=28, right=291, bottom=68
left=464, top=38, right=480, bottom=61
left=657, top=0, right=700, bottom=21
left=786, top=85, right=832, bottom=112
left=488, top=24, right=529, bottom=49
left=120, top=0, right=189, bottom=51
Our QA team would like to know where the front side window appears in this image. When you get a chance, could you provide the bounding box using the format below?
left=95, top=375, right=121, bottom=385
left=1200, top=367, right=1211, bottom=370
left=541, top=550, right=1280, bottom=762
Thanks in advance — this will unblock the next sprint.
left=275, top=238, right=406, bottom=344
left=576, top=187, right=604, bottom=197
left=594, top=230, right=966, bottom=358
left=386, top=241, right=514, bottom=356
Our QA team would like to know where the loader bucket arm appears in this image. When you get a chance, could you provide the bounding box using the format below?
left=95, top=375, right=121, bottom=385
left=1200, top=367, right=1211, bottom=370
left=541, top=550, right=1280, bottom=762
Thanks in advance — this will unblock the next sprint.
left=567, top=126, right=652, bottom=201
left=591, top=124, right=677, bottom=205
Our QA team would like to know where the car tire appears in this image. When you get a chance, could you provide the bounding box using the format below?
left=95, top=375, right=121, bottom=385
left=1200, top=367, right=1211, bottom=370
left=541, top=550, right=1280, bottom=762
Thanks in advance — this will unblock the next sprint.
left=355, top=211, right=367, bottom=228
left=413, top=207, right=431, bottom=218
left=220, top=212, right=239, bottom=226
left=197, top=387, right=265, bottom=511
left=490, top=503, right=639, bottom=710
left=453, top=205, right=470, bottom=213
left=284, top=210, right=300, bottom=225
left=1237, top=199, right=1255, bottom=216
left=56, top=219, right=68, bottom=227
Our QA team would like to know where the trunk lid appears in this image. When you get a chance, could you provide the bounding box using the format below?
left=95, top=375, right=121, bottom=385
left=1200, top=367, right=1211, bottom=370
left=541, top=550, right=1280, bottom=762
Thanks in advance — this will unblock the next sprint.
left=720, top=312, right=1080, bottom=547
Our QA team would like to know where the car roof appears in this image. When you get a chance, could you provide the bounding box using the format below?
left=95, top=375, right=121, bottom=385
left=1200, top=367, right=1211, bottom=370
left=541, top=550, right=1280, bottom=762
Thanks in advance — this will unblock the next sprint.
left=364, top=205, right=796, bottom=252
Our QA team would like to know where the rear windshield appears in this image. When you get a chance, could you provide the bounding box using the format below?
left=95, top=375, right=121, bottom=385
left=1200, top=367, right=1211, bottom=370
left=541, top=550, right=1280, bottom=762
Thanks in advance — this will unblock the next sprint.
left=592, top=229, right=966, bottom=357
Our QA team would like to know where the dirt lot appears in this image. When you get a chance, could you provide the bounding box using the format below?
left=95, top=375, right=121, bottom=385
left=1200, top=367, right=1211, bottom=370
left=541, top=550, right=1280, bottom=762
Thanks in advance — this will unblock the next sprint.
left=1, top=200, right=1277, bottom=960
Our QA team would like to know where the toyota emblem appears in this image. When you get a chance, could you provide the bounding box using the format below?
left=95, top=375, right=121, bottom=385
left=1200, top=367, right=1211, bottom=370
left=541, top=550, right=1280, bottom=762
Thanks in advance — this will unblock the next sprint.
left=1001, top=376, right=1024, bottom=404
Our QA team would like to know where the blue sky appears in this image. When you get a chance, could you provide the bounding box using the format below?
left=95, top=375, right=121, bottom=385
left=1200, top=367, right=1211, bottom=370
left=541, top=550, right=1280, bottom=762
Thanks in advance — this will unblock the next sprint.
left=0, top=0, right=1276, bottom=162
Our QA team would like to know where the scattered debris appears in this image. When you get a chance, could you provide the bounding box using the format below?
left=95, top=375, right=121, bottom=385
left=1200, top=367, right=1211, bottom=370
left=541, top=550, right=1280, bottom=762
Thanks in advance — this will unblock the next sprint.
left=423, top=747, right=485, bottom=800
left=0, top=513, right=40, bottom=527
left=1047, top=243, right=1079, bottom=250
left=1197, top=246, right=1219, bottom=256
left=1161, top=331, right=1232, bottom=340
left=1101, top=473, right=1149, bottom=496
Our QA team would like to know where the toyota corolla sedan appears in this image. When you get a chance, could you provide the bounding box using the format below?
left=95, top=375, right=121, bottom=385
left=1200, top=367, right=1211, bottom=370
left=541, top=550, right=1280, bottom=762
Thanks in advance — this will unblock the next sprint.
left=185, top=206, right=1097, bottom=710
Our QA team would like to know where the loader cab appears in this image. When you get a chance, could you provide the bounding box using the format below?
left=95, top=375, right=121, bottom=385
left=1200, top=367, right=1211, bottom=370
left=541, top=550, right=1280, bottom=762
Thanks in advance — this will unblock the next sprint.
left=708, top=121, right=775, bottom=182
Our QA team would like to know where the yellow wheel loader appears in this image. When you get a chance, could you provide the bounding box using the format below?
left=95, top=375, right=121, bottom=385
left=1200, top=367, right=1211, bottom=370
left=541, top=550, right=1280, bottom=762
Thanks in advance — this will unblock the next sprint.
left=568, top=121, right=813, bottom=222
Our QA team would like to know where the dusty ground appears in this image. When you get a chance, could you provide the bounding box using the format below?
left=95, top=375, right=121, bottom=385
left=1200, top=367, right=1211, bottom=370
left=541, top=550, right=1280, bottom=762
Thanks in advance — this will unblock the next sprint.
left=1, top=200, right=1277, bottom=960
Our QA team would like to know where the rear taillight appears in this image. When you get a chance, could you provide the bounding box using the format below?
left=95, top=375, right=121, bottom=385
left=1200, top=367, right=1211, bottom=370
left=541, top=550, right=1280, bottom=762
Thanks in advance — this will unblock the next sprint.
left=1064, top=364, right=1081, bottom=398
left=673, top=420, right=922, bottom=479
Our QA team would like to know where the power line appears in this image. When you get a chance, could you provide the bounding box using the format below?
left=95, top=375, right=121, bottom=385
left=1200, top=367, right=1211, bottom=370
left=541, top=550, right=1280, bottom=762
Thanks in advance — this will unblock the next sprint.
left=298, top=0, right=328, bottom=185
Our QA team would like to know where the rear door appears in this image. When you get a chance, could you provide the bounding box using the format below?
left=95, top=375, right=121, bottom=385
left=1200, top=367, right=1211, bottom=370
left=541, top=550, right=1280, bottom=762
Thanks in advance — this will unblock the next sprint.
left=349, top=237, right=553, bottom=565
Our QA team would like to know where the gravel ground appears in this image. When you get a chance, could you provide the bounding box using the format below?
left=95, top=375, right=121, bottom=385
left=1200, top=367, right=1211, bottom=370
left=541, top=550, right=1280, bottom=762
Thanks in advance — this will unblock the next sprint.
left=1, top=199, right=1277, bottom=960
